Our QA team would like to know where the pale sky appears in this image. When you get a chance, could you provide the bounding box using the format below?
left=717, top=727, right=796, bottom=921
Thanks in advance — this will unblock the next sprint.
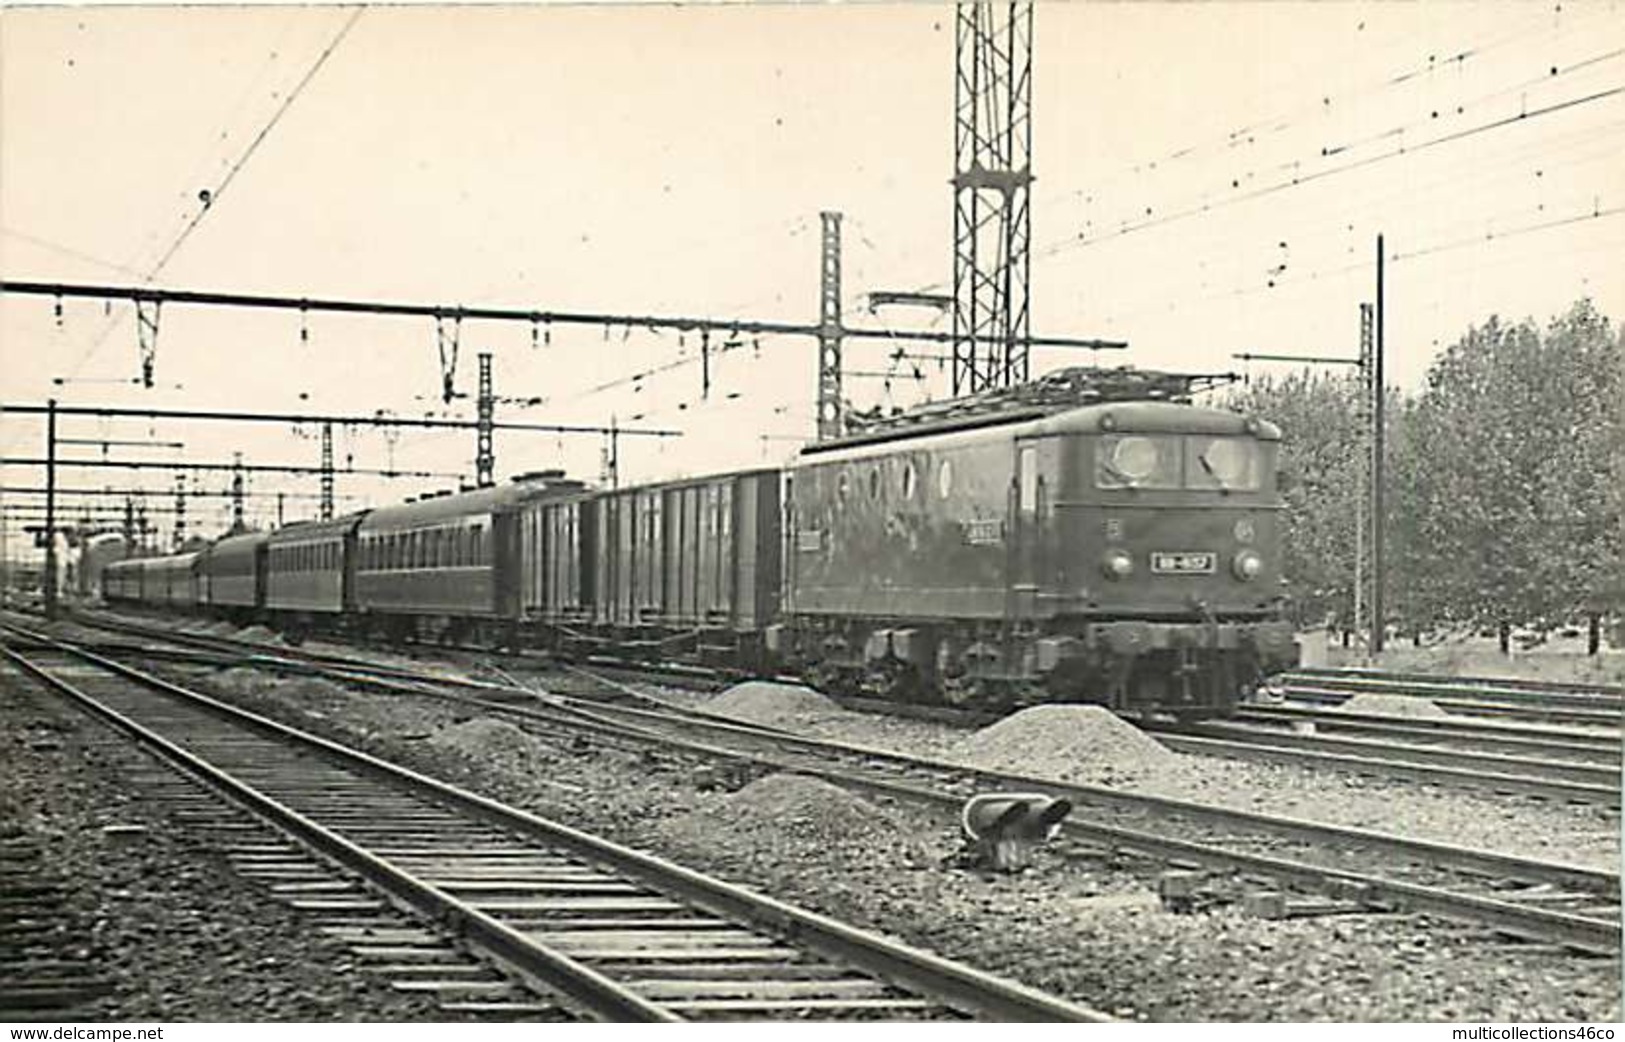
left=3, top=1, right=1622, bottom=551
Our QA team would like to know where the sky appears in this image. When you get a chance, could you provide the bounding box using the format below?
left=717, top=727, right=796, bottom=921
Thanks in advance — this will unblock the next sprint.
left=2, top=0, right=1622, bottom=555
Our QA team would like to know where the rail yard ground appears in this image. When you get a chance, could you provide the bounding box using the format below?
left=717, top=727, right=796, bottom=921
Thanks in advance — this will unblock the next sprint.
left=0, top=663, right=442, bottom=1021
left=86, top=624, right=1620, bottom=1023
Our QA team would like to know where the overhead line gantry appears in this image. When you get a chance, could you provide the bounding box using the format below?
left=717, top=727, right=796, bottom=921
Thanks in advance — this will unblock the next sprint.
left=0, top=277, right=1125, bottom=441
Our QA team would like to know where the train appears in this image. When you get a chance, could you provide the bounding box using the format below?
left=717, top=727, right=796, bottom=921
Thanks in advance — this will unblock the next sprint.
left=102, top=370, right=1299, bottom=718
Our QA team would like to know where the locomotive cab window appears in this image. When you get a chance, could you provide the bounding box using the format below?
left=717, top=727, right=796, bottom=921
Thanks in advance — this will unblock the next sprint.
left=1186, top=437, right=1261, bottom=492
left=1018, top=446, right=1039, bottom=513
left=1095, top=435, right=1180, bottom=490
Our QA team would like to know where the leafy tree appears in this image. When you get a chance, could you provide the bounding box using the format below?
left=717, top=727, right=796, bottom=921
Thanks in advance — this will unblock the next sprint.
left=1394, top=299, right=1620, bottom=640
left=1225, top=369, right=1366, bottom=628
left=1226, top=299, right=1620, bottom=649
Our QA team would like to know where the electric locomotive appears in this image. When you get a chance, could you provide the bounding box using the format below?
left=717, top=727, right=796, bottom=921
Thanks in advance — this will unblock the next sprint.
left=777, top=371, right=1297, bottom=717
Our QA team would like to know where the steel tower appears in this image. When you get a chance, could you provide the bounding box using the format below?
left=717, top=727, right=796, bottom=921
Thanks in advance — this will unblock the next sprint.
left=952, top=1, right=1034, bottom=396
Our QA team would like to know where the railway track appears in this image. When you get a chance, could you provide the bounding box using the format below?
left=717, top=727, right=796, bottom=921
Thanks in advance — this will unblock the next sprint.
left=1289, top=666, right=1625, bottom=700
left=66, top=610, right=1625, bottom=805
left=1275, top=668, right=1624, bottom=728
left=1150, top=724, right=1620, bottom=807
left=0, top=622, right=1109, bottom=1022
left=47, top=613, right=1622, bottom=958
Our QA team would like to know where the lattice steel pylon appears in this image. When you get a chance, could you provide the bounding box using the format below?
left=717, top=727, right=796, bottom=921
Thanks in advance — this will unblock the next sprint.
left=816, top=211, right=844, bottom=440
left=476, top=352, right=495, bottom=487
left=319, top=421, right=334, bottom=521
left=952, top=1, right=1034, bottom=397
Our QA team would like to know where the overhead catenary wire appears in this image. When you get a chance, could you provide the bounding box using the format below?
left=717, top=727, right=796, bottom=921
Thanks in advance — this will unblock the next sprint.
left=50, top=7, right=368, bottom=387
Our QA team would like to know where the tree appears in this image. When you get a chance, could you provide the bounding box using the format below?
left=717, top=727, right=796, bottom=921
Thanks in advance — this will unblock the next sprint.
left=1225, top=369, right=1366, bottom=629
left=1398, top=300, right=1621, bottom=642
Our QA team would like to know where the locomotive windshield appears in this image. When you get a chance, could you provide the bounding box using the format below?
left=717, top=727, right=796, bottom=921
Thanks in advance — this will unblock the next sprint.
left=1185, top=436, right=1262, bottom=491
left=1095, top=435, right=1181, bottom=489
left=1094, top=434, right=1262, bottom=491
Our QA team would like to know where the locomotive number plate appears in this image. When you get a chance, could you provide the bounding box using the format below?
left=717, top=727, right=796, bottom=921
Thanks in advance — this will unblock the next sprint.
left=1151, top=551, right=1216, bottom=574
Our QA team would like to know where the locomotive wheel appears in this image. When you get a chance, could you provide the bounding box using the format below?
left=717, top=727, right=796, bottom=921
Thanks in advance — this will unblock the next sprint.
left=861, top=658, right=923, bottom=703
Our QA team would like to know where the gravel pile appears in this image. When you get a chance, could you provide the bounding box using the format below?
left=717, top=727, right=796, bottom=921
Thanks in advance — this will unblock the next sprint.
left=430, top=717, right=561, bottom=773
left=706, top=680, right=846, bottom=729
left=1338, top=693, right=1449, bottom=718
left=952, top=705, right=1176, bottom=786
left=662, top=772, right=935, bottom=875
left=234, top=624, right=284, bottom=645
left=0, top=670, right=441, bottom=1020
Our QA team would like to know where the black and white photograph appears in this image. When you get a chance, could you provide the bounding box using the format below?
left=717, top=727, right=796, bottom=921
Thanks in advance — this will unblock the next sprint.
left=1, top=0, right=1621, bottom=1027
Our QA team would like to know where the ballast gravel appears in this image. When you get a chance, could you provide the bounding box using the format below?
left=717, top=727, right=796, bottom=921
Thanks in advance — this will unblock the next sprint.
left=698, top=693, right=1620, bottom=871
left=158, top=655, right=1622, bottom=1023
left=0, top=668, right=443, bottom=1022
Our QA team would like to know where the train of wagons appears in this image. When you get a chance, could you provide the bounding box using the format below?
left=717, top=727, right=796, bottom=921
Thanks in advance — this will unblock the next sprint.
left=102, top=372, right=1299, bottom=718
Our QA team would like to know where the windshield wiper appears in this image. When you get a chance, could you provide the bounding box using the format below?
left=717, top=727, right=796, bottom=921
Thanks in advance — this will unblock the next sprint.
left=1099, top=460, right=1139, bottom=489
left=1198, top=453, right=1230, bottom=492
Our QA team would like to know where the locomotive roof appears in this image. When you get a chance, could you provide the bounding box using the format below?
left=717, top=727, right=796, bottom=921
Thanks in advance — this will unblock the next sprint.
left=358, top=475, right=585, bottom=532
left=801, top=400, right=1279, bottom=463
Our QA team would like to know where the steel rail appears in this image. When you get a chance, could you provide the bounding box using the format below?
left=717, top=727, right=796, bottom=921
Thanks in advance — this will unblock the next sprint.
left=1152, top=728, right=1621, bottom=805
left=63, top=610, right=1621, bottom=898
left=381, top=665, right=1625, bottom=954
left=1, top=622, right=1110, bottom=1023
left=0, top=637, right=672, bottom=1022
left=1232, top=705, right=1621, bottom=759
left=1278, top=682, right=1624, bottom=728
left=1279, top=670, right=1624, bottom=709
left=1287, top=666, right=1625, bottom=699
left=38, top=612, right=1625, bottom=953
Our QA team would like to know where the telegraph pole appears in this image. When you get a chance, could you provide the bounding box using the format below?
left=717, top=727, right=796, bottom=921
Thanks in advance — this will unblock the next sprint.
left=43, top=398, right=58, bottom=619
left=231, top=452, right=245, bottom=531
left=1355, top=302, right=1374, bottom=657
left=173, top=473, right=187, bottom=549
left=1371, top=235, right=1387, bottom=656
left=320, top=421, right=334, bottom=521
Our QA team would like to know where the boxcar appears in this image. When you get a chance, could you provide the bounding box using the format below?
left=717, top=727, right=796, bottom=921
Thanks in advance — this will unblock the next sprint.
left=565, top=468, right=780, bottom=656
left=518, top=487, right=597, bottom=627
left=265, top=515, right=363, bottom=615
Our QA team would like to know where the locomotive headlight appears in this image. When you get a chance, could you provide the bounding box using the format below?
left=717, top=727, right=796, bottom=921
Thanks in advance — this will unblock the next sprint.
left=1102, top=548, right=1135, bottom=579
left=1232, top=549, right=1264, bottom=581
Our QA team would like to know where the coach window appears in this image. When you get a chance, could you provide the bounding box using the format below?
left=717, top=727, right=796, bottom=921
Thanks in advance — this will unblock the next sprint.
left=837, top=470, right=849, bottom=503
left=901, top=461, right=917, bottom=500
left=869, top=467, right=881, bottom=500
left=937, top=458, right=954, bottom=499
left=471, top=525, right=485, bottom=565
